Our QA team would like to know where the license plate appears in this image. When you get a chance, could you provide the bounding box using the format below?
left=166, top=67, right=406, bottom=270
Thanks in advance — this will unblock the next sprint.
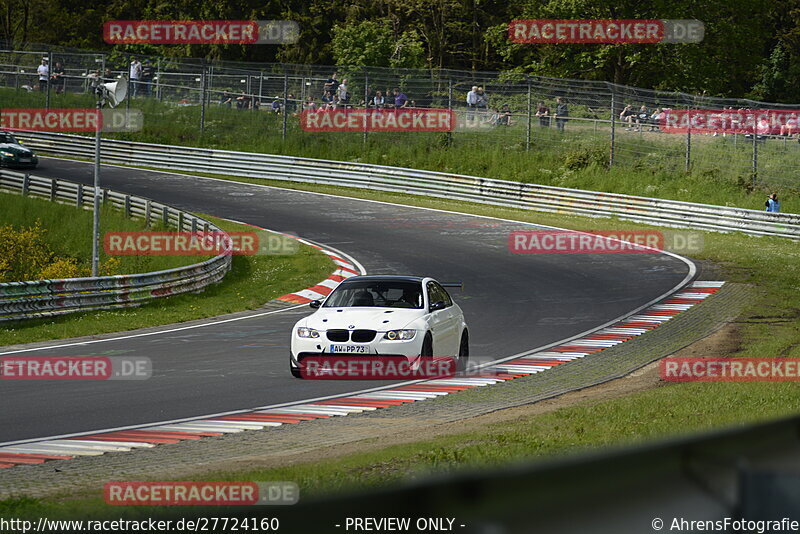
left=330, top=344, right=369, bottom=354
left=18, top=158, right=30, bottom=163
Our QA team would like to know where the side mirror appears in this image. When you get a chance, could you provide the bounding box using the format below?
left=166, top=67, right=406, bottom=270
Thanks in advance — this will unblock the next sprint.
left=430, top=301, right=446, bottom=312
left=309, top=300, right=322, bottom=309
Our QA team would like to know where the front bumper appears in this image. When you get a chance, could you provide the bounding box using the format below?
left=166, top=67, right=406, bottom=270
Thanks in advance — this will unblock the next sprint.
left=290, top=334, right=423, bottom=367
left=1, top=155, right=38, bottom=168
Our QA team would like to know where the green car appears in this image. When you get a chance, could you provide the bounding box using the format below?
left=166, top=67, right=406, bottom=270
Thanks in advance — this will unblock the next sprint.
left=0, top=131, right=38, bottom=169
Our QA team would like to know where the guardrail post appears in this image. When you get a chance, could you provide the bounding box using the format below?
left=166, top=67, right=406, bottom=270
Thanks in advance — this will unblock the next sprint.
left=76, top=183, right=83, bottom=207
left=525, top=77, right=532, bottom=151
left=124, top=195, right=131, bottom=218
left=609, top=87, right=616, bottom=167
left=50, top=180, right=57, bottom=201
left=162, top=206, right=169, bottom=226
left=145, top=200, right=151, bottom=227
left=103, top=188, right=109, bottom=204
left=203, top=222, right=210, bottom=233
left=191, top=217, right=197, bottom=233
left=178, top=211, right=184, bottom=231
left=22, top=173, right=30, bottom=196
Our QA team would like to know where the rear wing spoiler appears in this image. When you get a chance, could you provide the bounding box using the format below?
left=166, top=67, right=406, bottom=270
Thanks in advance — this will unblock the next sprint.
left=441, top=282, right=463, bottom=289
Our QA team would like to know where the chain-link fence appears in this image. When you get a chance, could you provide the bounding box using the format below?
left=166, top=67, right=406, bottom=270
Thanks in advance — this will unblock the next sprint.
left=1, top=44, right=799, bottom=188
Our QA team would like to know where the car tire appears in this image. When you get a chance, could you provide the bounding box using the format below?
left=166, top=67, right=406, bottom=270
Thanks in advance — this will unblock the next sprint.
left=457, top=330, right=469, bottom=371
left=290, top=356, right=303, bottom=379
left=420, top=332, right=433, bottom=359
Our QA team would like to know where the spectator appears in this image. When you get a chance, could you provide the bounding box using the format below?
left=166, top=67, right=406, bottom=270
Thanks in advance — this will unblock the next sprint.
left=129, top=58, right=142, bottom=98
left=650, top=108, right=665, bottom=131
left=370, top=90, right=386, bottom=108
left=620, top=104, right=635, bottom=128
left=466, top=86, right=479, bottom=125
left=336, top=78, right=350, bottom=107
left=323, top=73, right=339, bottom=96
left=141, top=59, right=155, bottom=97
left=321, top=90, right=336, bottom=109
left=37, top=58, right=49, bottom=91
left=103, top=67, right=113, bottom=83
left=765, top=193, right=780, bottom=213
left=271, top=97, right=282, bottom=114
left=634, top=105, right=649, bottom=130
left=219, top=91, right=233, bottom=108
left=476, top=86, right=489, bottom=116
left=236, top=92, right=251, bottom=110
left=303, top=97, right=317, bottom=111
left=286, top=94, right=297, bottom=114
left=781, top=114, right=798, bottom=137
left=555, top=97, right=569, bottom=132
left=50, top=61, right=65, bottom=94
left=535, top=101, right=550, bottom=127
left=496, top=104, right=512, bottom=126
left=393, top=88, right=409, bottom=109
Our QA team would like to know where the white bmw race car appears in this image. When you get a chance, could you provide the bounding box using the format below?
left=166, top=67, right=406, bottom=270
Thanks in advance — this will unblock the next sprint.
left=289, top=275, right=469, bottom=378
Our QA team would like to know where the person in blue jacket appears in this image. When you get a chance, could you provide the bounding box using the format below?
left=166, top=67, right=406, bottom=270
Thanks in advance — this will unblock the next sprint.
left=765, top=193, right=780, bottom=212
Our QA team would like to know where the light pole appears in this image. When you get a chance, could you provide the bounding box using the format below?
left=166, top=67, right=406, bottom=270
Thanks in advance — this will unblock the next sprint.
left=90, top=75, right=127, bottom=276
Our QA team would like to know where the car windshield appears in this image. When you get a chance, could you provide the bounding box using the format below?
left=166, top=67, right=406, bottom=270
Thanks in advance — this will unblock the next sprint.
left=323, top=280, right=423, bottom=309
left=0, top=133, right=17, bottom=144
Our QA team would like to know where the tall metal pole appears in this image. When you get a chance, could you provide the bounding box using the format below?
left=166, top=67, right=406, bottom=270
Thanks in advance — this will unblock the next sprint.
left=447, top=79, right=453, bottom=146
left=45, top=51, right=52, bottom=110
left=91, top=98, right=102, bottom=277
left=282, top=69, right=289, bottom=140
left=200, top=62, right=206, bottom=133
left=363, top=69, right=369, bottom=145
left=525, top=77, right=532, bottom=151
left=685, top=128, right=691, bottom=172
left=752, top=130, right=758, bottom=186
left=609, top=87, right=616, bottom=167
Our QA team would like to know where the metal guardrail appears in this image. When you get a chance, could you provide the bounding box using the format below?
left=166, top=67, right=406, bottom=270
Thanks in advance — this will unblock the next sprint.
left=0, top=168, right=232, bottom=321
left=17, top=131, right=800, bottom=239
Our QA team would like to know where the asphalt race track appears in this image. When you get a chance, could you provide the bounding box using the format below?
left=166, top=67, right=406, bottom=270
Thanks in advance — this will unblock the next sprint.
left=0, top=157, right=694, bottom=443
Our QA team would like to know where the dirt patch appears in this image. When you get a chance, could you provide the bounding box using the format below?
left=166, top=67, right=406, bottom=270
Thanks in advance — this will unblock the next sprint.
left=194, top=322, right=743, bottom=477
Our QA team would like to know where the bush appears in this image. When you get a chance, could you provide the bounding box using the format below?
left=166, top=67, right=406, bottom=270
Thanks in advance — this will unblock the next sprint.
left=0, top=221, right=95, bottom=282
left=563, top=146, right=608, bottom=170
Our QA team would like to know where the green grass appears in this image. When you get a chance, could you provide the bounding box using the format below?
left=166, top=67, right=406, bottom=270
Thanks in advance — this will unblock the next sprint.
left=3, top=86, right=798, bottom=213
left=0, top=209, right=334, bottom=347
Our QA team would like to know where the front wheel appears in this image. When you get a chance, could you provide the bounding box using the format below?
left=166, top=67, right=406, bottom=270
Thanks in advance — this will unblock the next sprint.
left=419, top=333, right=433, bottom=359
left=457, top=330, right=469, bottom=371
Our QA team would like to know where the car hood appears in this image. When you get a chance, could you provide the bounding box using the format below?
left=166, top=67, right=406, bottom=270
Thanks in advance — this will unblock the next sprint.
left=304, top=307, right=425, bottom=331
left=0, top=143, right=34, bottom=156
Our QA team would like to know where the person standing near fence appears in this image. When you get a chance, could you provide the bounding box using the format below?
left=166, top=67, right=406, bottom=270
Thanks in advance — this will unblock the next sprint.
left=536, top=101, right=550, bottom=127
left=466, top=86, right=479, bottom=126
left=765, top=193, right=781, bottom=212
left=36, top=58, right=49, bottom=91
left=555, top=97, right=569, bottom=133
left=141, top=59, right=154, bottom=97
left=51, top=61, right=65, bottom=94
left=129, top=58, right=142, bottom=98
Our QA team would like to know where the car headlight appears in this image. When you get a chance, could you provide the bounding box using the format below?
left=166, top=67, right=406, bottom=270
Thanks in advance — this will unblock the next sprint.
left=383, top=329, right=416, bottom=341
left=297, top=327, right=320, bottom=338
left=0, top=152, right=14, bottom=157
